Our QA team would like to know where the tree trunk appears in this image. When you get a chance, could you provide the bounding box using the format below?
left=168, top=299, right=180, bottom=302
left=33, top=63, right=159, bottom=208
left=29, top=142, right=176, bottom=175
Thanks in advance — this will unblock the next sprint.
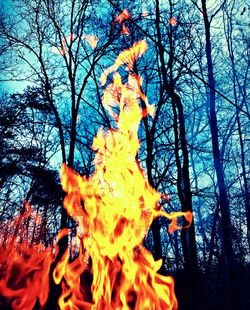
left=224, top=5, right=250, bottom=249
left=236, top=113, right=250, bottom=250
left=201, top=0, right=238, bottom=305
left=154, top=1, right=199, bottom=308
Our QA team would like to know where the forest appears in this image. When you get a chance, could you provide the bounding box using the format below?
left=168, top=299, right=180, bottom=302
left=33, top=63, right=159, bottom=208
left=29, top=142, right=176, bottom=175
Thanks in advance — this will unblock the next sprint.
left=0, top=0, right=249, bottom=309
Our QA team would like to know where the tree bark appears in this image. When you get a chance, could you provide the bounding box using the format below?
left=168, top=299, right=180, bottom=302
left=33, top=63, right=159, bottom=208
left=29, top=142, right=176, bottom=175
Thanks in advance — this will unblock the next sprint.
left=224, top=4, right=250, bottom=249
left=155, top=0, right=199, bottom=308
left=201, top=0, right=238, bottom=305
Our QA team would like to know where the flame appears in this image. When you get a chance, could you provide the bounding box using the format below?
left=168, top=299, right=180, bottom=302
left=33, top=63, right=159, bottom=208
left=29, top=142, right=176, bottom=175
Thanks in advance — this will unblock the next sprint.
left=0, top=35, right=192, bottom=309
left=81, top=34, right=98, bottom=49
left=57, top=39, right=191, bottom=309
left=169, top=17, right=177, bottom=27
left=51, top=33, right=98, bottom=55
left=142, top=10, right=149, bottom=18
left=51, top=42, right=67, bottom=56
left=114, top=9, right=131, bottom=36
left=121, top=25, right=130, bottom=36
left=100, top=40, right=148, bottom=86
left=51, top=34, right=76, bottom=56
left=0, top=203, right=54, bottom=309
left=0, top=243, right=53, bottom=309
left=115, top=9, right=130, bottom=24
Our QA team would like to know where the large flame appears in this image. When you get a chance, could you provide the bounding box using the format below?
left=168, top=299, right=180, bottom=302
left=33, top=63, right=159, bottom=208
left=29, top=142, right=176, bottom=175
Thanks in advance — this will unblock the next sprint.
left=56, top=39, right=191, bottom=309
left=0, top=39, right=192, bottom=309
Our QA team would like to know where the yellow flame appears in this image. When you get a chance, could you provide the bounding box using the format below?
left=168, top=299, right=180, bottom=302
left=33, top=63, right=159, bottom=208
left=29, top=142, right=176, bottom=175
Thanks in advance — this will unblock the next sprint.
left=57, top=38, right=191, bottom=309
left=100, top=40, right=148, bottom=85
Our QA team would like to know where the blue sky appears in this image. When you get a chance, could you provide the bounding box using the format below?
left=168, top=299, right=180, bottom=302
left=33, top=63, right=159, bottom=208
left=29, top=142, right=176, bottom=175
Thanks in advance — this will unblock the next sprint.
left=0, top=0, right=33, bottom=93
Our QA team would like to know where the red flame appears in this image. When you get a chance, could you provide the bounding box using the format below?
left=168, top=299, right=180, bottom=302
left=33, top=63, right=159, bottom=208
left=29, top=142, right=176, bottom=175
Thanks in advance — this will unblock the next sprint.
left=121, top=25, right=130, bottom=36
left=115, top=9, right=130, bottom=24
left=0, top=203, right=53, bottom=309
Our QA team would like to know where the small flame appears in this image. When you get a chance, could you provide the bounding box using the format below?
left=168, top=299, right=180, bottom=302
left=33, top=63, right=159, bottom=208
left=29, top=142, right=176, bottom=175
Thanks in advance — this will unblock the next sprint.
left=51, top=45, right=67, bottom=56
left=169, top=17, right=177, bottom=27
left=115, top=9, right=130, bottom=24
left=142, top=10, right=149, bottom=18
left=81, top=34, right=98, bottom=49
left=51, top=33, right=99, bottom=55
left=121, top=24, right=130, bottom=36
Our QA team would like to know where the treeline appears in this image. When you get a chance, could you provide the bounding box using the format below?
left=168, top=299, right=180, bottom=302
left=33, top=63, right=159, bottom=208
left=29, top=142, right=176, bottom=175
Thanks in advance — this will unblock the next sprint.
left=0, top=1, right=249, bottom=309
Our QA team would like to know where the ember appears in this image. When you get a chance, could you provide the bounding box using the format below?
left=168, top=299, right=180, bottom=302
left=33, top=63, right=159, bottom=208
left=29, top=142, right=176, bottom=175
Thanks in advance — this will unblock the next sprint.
left=169, top=17, right=177, bottom=27
left=0, top=37, right=191, bottom=309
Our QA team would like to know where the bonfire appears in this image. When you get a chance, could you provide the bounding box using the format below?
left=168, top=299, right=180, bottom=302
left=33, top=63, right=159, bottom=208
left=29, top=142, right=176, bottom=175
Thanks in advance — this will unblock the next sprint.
left=0, top=17, right=191, bottom=309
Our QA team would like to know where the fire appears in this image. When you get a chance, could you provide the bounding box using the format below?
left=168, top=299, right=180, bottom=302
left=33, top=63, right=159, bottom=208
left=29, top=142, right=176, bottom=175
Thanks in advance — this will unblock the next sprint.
left=0, top=37, right=192, bottom=309
left=0, top=203, right=53, bottom=309
left=51, top=44, right=67, bottom=56
left=142, top=10, right=149, bottom=18
left=81, top=34, right=98, bottom=49
left=115, top=9, right=131, bottom=36
left=57, top=39, right=191, bottom=309
left=115, top=9, right=130, bottom=24
left=169, top=17, right=177, bottom=27
left=121, top=25, right=130, bottom=36
left=100, top=40, right=148, bottom=86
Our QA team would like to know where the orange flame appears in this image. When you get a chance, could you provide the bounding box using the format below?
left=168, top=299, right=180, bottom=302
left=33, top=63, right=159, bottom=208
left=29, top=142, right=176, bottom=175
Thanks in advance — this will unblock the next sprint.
left=56, top=40, right=191, bottom=309
left=121, top=24, right=130, bottom=36
left=115, top=9, right=130, bottom=24
left=142, top=10, right=149, bottom=18
left=0, top=37, right=192, bottom=309
left=51, top=33, right=98, bottom=55
left=65, top=33, right=77, bottom=43
left=169, top=17, right=177, bottom=27
left=100, top=40, right=148, bottom=86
